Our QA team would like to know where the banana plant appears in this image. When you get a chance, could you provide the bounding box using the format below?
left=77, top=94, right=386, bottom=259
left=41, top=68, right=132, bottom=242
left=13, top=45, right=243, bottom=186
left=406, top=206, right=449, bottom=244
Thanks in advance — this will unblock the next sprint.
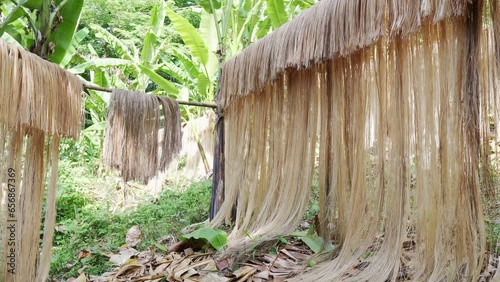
left=164, top=6, right=218, bottom=103
left=191, top=0, right=317, bottom=60
left=160, top=1, right=274, bottom=105
left=159, top=0, right=318, bottom=108
left=0, top=0, right=84, bottom=62
left=0, top=1, right=36, bottom=46
left=70, top=1, right=179, bottom=96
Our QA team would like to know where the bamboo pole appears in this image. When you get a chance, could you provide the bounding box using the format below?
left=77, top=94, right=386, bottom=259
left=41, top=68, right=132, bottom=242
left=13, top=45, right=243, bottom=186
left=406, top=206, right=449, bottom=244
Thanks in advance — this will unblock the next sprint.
left=82, top=84, right=217, bottom=109
left=210, top=108, right=225, bottom=220
left=210, top=48, right=226, bottom=220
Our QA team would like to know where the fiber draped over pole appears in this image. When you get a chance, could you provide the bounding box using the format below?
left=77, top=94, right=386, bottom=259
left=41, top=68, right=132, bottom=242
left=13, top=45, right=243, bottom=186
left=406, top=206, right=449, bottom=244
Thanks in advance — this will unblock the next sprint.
left=0, top=38, right=83, bottom=282
left=212, top=0, right=499, bottom=281
left=103, top=89, right=182, bottom=183
left=218, top=0, right=470, bottom=108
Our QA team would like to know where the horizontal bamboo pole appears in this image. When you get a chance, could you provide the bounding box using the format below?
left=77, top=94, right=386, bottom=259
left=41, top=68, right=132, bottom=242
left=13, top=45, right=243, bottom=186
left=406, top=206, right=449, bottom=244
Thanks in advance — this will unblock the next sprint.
left=82, top=84, right=217, bottom=109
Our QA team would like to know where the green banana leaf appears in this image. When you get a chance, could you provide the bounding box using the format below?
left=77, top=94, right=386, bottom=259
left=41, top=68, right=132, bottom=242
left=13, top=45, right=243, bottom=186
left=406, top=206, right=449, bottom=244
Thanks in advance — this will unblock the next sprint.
left=290, top=0, right=315, bottom=11
left=196, top=0, right=221, bottom=14
left=87, top=43, right=98, bottom=56
left=89, top=23, right=134, bottom=61
left=90, top=70, right=110, bottom=88
left=199, top=11, right=219, bottom=79
left=150, top=1, right=164, bottom=35
left=59, top=27, right=89, bottom=67
left=266, top=0, right=287, bottom=28
left=159, top=62, right=190, bottom=84
left=138, top=64, right=180, bottom=94
left=2, top=19, right=34, bottom=48
left=48, top=0, right=84, bottom=64
left=197, top=72, right=210, bottom=97
left=141, top=33, right=156, bottom=66
left=1, top=32, right=23, bottom=48
left=171, top=48, right=202, bottom=80
left=255, top=17, right=271, bottom=39
left=23, top=0, right=43, bottom=10
left=165, top=7, right=209, bottom=67
left=0, top=2, right=29, bottom=36
left=141, top=2, right=164, bottom=66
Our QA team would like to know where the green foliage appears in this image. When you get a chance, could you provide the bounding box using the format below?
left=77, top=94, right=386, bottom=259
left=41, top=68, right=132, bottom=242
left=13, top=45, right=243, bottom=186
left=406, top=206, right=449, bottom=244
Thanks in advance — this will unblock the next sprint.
left=290, top=231, right=335, bottom=254
left=141, top=3, right=165, bottom=65
left=67, top=0, right=319, bottom=129
left=76, top=3, right=181, bottom=95
left=70, top=58, right=133, bottom=74
left=59, top=135, right=101, bottom=169
left=0, top=2, right=29, bottom=35
left=50, top=172, right=213, bottom=280
left=304, top=170, right=319, bottom=220
left=181, top=227, right=227, bottom=250
left=56, top=165, right=91, bottom=221
left=266, top=0, right=287, bottom=28
left=24, top=0, right=43, bottom=10
left=58, top=27, right=89, bottom=67
left=486, top=220, right=500, bottom=254
left=138, top=64, right=180, bottom=94
left=0, top=3, right=31, bottom=47
left=164, top=7, right=217, bottom=101
left=79, top=0, right=156, bottom=50
left=165, top=7, right=209, bottom=68
left=86, top=23, right=135, bottom=59
left=197, top=0, right=221, bottom=13
left=48, top=0, right=84, bottom=64
left=0, top=0, right=86, bottom=60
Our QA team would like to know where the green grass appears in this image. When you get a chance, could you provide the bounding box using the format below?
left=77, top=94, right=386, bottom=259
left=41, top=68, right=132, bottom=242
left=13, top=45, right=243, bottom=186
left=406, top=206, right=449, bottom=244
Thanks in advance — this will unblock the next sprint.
left=304, top=169, right=319, bottom=220
left=486, top=219, right=500, bottom=255
left=49, top=161, right=212, bottom=280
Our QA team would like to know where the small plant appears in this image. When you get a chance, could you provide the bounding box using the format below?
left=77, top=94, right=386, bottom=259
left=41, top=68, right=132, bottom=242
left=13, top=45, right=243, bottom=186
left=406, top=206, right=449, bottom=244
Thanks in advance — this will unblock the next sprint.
left=290, top=229, right=335, bottom=254
left=180, top=227, right=227, bottom=251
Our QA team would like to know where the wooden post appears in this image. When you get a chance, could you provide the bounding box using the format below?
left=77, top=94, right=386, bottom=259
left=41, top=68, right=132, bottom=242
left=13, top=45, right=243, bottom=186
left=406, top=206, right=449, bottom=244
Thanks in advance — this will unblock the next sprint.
left=210, top=108, right=224, bottom=220
left=210, top=42, right=226, bottom=221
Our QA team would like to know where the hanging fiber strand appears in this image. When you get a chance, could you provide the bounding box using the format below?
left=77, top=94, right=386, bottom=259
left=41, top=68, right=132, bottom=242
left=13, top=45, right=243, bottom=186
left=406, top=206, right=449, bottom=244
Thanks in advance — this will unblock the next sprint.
left=103, top=89, right=182, bottom=183
left=0, top=38, right=83, bottom=282
left=0, top=39, right=82, bottom=138
left=211, top=0, right=498, bottom=281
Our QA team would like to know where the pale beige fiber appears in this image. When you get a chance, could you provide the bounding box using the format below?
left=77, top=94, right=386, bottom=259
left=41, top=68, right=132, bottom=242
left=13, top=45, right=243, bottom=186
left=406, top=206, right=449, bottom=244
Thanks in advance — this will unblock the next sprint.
left=103, top=89, right=182, bottom=183
left=0, top=38, right=83, bottom=282
left=212, top=0, right=497, bottom=281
